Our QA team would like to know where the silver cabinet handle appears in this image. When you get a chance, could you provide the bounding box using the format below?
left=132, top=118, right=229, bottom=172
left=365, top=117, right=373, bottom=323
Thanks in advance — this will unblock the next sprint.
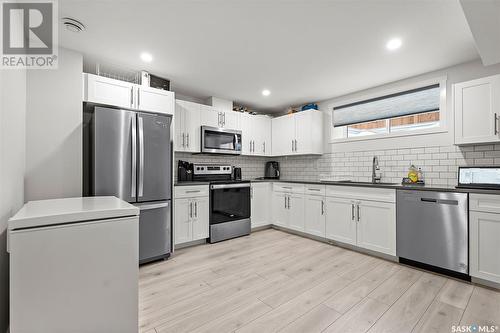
left=351, top=203, right=355, bottom=221
left=182, top=133, right=185, bottom=148
left=291, top=140, right=294, bottom=152
left=130, top=87, right=134, bottom=107
left=495, top=113, right=499, bottom=135
left=249, top=141, right=252, bottom=152
left=357, top=203, right=360, bottom=222
left=194, top=201, right=198, bottom=218
left=185, top=190, right=201, bottom=193
left=186, top=133, right=190, bottom=148
left=295, top=140, right=298, bottom=152
left=321, top=200, right=324, bottom=215
left=137, top=89, right=140, bottom=108
left=189, top=201, right=193, bottom=219
left=138, top=116, right=145, bottom=197
left=263, top=142, right=265, bottom=153
left=131, top=116, right=137, bottom=198
left=284, top=196, right=287, bottom=209
left=217, top=112, right=221, bottom=127
left=223, top=113, right=226, bottom=127
left=288, top=196, right=291, bottom=209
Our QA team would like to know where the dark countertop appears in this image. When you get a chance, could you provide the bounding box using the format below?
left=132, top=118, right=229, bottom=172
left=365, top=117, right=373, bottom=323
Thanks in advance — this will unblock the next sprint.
left=175, top=179, right=500, bottom=195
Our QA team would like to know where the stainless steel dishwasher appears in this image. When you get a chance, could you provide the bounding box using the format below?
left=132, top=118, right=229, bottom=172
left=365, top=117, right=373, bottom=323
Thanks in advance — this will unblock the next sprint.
left=396, top=190, right=468, bottom=276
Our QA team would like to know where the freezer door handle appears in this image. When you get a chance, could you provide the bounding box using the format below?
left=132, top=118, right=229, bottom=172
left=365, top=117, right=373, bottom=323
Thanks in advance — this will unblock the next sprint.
left=135, top=202, right=169, bottom=210
left=131, top=116, right=137, bottom=198
left=138, top=116, right=145, bottom=197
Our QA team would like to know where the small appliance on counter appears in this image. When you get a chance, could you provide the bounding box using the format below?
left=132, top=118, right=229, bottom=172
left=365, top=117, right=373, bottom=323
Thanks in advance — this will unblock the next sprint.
left=456, top=166, right=500, bottom=189
left=178, top=160, right=194, bottom=181
left=264, top=161, right=280, bottom=179
left=233, top=167, right=242, bottom=180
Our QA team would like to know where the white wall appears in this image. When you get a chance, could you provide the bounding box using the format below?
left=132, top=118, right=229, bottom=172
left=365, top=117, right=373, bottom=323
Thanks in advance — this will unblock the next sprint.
left=0, top=69, right=27, bottom=332
left=25, top=48, right=83, bottom=201
left=318, top=59, right=500, bottom=152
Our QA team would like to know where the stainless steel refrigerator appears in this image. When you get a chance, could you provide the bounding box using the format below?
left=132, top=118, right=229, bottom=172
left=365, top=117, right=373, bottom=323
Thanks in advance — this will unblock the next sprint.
left=83, top=104, right=172, bottom=264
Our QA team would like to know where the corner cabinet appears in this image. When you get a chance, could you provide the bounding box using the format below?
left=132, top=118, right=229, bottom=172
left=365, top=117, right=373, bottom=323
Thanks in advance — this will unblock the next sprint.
left=271, top=110, right=323, bottom=156
left=454, top=74, right=500, bottom=145
left=175, top=100, right=201, bottom=152
left=83, top=73, right=174, bottom=115
left=241, top=113, right=272, bottom=156
left=174, top=185, right=209, bottom=247
left=469, top=194, right=500, bottom=284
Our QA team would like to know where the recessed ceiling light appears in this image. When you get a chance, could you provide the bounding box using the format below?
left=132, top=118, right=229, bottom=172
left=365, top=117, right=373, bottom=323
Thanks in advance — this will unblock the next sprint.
left=262, top=89, right=271, bottom=96
left=386, top=38, right=402, bottom=51
left=140, top=52, right=153, bottom=63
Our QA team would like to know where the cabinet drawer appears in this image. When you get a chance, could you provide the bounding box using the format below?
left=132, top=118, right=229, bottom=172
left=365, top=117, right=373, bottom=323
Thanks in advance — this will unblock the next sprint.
left=175, top=185, right=209, bottom=198
left=470, top=193, right=500, bottom=213
left=273, top=183, right=305, bottom=194
left=304, top=184, right=326, bottom=196
left=326, top=185, right=395, bottom=203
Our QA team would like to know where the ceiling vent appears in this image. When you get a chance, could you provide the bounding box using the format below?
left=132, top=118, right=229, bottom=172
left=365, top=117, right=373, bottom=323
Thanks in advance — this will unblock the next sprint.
left=61, top=17, right=85, bottom=33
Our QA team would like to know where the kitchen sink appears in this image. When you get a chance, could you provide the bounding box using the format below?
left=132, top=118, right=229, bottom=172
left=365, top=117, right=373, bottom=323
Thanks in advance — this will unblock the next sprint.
left=321, top=180, right=398, bottom=186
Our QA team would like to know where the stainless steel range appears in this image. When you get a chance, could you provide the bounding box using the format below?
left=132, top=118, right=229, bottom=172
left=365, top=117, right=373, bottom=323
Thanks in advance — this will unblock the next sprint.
left=192, top=164, right=251, bottom=243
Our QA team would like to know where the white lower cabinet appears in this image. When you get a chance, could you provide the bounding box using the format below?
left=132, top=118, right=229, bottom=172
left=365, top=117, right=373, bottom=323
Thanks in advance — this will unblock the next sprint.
left=356, top=200, right=396, bottom=256
left=174, top=186, right=209, bottom=246
left=325, top=197, right=357, bottom=245
left=469, top=194, right=500, bottom=284
left=272, top=191, right=289, bottom=227
left=304, top=194, right=326, bottom=237
left=287, top=194, right=305, bottom=232
left=251, top=182, right=271, bottom=228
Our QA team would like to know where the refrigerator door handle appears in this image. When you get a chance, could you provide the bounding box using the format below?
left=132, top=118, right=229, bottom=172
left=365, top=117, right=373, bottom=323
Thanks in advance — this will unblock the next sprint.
left=131, top=116, right=137, bottom=198
left=135, top=202, right=169, bottom=210
left=138, top=116, right=145, bottom=197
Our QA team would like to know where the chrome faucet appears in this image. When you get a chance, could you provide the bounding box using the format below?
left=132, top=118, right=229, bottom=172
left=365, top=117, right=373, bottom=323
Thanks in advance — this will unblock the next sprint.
left=372, top=156, right=381, bottom=183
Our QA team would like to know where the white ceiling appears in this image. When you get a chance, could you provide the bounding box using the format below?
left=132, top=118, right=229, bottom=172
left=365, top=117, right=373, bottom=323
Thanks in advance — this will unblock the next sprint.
left=59, top=0, right=478, bottom=112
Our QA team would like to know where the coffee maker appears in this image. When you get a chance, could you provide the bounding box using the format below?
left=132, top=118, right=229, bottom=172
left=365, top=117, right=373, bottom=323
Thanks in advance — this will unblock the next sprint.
left=264, top=161, right=280, bottom=179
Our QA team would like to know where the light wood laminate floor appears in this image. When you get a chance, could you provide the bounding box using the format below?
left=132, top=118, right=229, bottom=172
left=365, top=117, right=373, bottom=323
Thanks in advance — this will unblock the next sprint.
left=139, top=229, right=500, bottom=333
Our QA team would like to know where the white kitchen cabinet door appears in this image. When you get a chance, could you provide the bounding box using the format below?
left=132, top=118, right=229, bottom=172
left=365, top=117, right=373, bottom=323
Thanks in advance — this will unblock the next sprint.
left=294, top=111, right=313, bottom=154
left=288, top=193, right=305, bottom=232
left=470, top=211, right=500, bottom=283
left=174, top=198, right=192, bottom=245
left=304, top=195, right=325, bottom=237
left=84, top=73, right=134, bottom=109
left=137, top=86, right=174, bottom=115
left=455, top=74, right=500, bottom=145
left=175, top=100, right=201, bottom=152
left=251, top=182, right=271, bottom=228
left=241, top=113, right=254, bottom=155
left=192, top=197, right=209, bottom=241
left=272, top=115, right=294, bottom=156
left=255, top=115, right=272, bottom=156
left=222, top=111, right=240, bottom=130
left=356, top=201, right=396, bottom=256
left=184, top=103, right=201, bottom=152
left=200, top=105, right=222, bottom=128
left=325, top=197, right=356, bottom=245
left=272, top=192, right=288, bottom=227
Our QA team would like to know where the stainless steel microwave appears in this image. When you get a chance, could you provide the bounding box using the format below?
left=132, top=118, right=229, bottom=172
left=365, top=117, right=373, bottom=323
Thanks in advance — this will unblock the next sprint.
left=201, top=126, right=242, bottom=155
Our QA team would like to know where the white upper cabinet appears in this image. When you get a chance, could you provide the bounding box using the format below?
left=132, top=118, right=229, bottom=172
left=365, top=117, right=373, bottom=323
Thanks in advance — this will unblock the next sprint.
left=175, top=100, right=201, bottom=152
left=455, top=74, right=500, bottom=145
left=272, top=110, right=323, bottom=156
left=241, top=113, right=272, bottom=156
left=200, top=105, right=240, bottom=130
left=136, top=86, right=174, bottom=115
left=84, top=73, right=135, bottom=109
left=83, top=73, right=174, bottom=115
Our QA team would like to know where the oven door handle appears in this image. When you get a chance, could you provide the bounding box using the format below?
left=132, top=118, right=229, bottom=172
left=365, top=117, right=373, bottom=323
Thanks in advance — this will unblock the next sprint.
left=210, top=183, right=251, bottom=190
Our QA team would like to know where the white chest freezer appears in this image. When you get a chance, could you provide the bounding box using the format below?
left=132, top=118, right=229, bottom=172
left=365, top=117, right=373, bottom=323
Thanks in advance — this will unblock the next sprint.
left=8, top=196, right=139, bottom=333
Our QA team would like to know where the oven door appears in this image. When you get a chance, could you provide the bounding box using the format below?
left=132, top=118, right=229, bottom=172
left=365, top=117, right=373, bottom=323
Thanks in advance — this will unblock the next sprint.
left=210, top=183, right=250, bottom=224
left=201, top=126, right=242, bottom=155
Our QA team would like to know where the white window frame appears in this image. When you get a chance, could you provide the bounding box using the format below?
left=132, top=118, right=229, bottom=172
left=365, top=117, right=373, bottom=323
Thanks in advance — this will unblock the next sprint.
left=330, top=76, right=447, bottom=143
